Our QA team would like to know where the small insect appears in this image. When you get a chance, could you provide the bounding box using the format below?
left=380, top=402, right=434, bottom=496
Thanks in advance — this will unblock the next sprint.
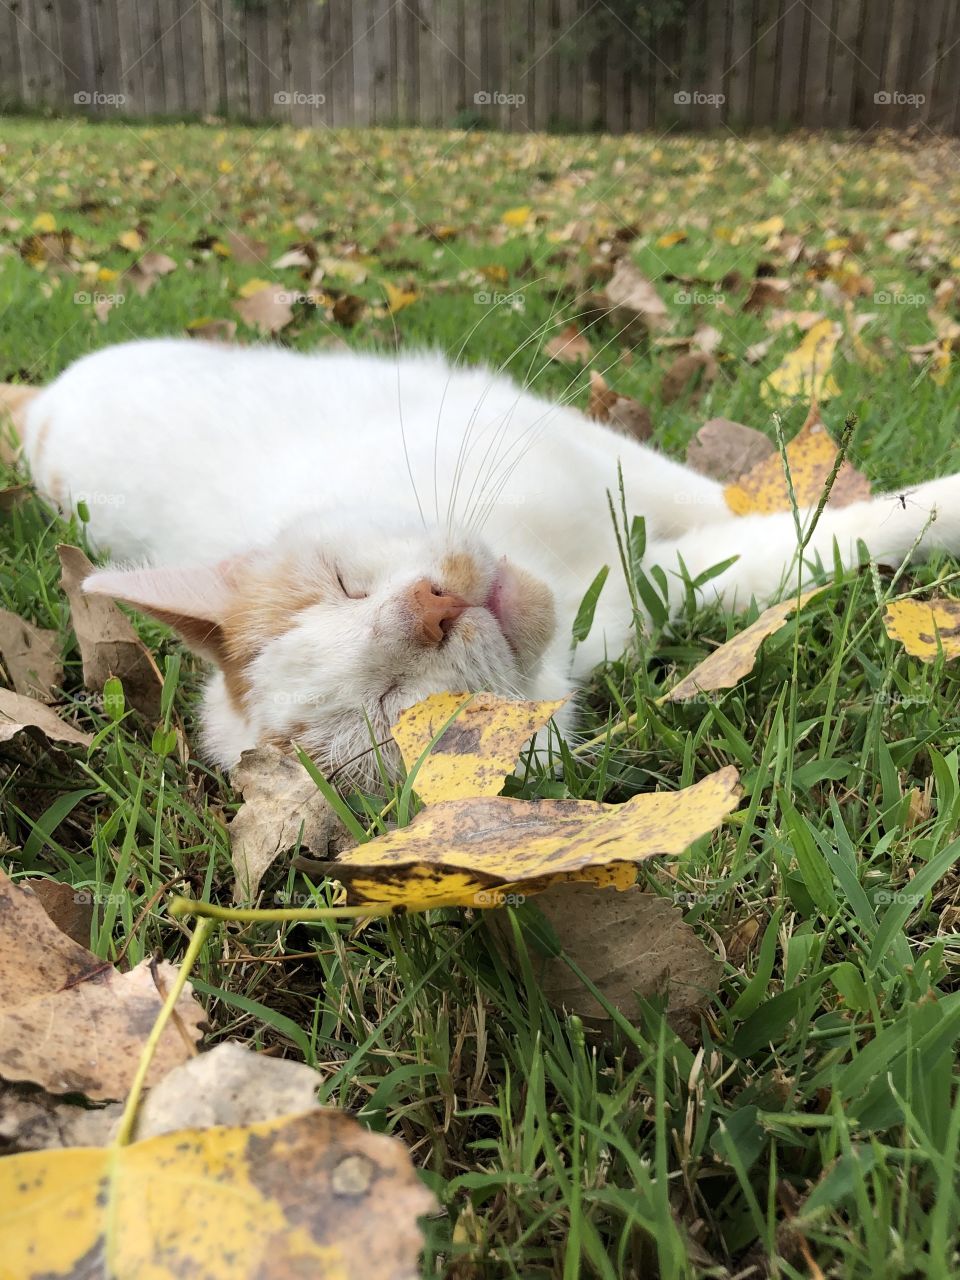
left=881, top=491, right=924, bottom=524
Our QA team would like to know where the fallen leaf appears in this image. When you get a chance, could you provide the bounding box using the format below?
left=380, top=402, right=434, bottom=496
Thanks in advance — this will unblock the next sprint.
left=661, top=351, right=718, bottom=405
left=0, top=484, right=31, bottom=511
left=743, top=277, right=790, bottom=313
left=21, top=878, right=93, bottom=947
left=661, top=589, right=828, bottom=701
left=686, top=418, right=775, bottom=482
left=332, top=292, right=366, bottom=328
left=58, top=544, right=164, bottom=719
left=0, top=688, right=92, bottom=749
left=494, top=884, right=720, bottom=1033
left=545, top=323, right=592, bottom=364
left=237, top=276, right=274, bottom=298
left=882, top=597, right=960, bottom=661
left=391, top=691, right=565, bottom=805
left=234, top=282, right=296, bottom=335
left=124, top=251, right=178, bottom=296
left=744, top=336, right=774, bottom=363
left=587, top=371, right=653, bottom=442
left=31, top=211, right=57, bottom=233
left=330, top=767, right=741, bottom=909
left=272, top=246, right=314, bottom=270
left=186, top=317, right=238, bottom=343
left=117, top=228, right=143, bottom=252
left=760, top=317, right=841, bottom=402
left=0, top=869, right=204, bottom=1100
left=502, top=205, right=531, bottom=228
left=693, top=323, right=722, bottom=356
left=0, top=1109, right=435, bottom=1279
left=767, top=309, right=826, bottom=333
left=0, top=607, right=61, bottom=700
left=724, top=405, right=870, bottom=515
left=222, top=228, right=268, bottom=264
left=603, top=259, right=669, bottom=334
left=383, top=281, right=419, bottom=313
left=229, top=745, right=344, bottom=900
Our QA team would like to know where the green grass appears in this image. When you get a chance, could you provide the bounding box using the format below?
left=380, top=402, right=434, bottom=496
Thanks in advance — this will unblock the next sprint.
left=2, top=119, right=960, bottom=1277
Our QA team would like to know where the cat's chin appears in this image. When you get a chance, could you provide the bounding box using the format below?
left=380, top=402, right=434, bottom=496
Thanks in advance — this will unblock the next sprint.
left=481, top=558, right=557, bottom=673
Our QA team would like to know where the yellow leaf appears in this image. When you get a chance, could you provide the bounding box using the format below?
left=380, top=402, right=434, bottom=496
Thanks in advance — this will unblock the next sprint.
left=656, top=229, right=687, bottom=248
left=724, top=405, right=870, bottom=515
left=0, top=1110, right=435, bottom=1279
left=237, top=276, right=274, bottom=298
left=118, top=228, right=142, bottom=252
left=97, top=266, right=119, bottom=283
left=383, top=281, right=419, bottom=314
left=932, top=340, right=952, bottom=386
left=661, top=589, right=829, bottom=701
left=760, top=318, right=841, bottom=402
left=750, top=215, right=785, bottom=238
left=331, top=767, right=741, bottom=909
left=30, top=212, right=56, bottom=233
left=479, top=264, right=509, bottom=286
left=212, top=239, right=232, bottom=257
left=218, top=158, right=234, bottom=173
left=391, top=691, right=566, bottom=804
left=882, top=598, right=960, bottom=661
left=502, top=205, right=531, bottom=228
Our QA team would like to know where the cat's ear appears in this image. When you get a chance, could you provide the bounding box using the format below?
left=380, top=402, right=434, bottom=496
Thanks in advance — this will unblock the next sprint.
left=83, top=561, right=239, bottom=663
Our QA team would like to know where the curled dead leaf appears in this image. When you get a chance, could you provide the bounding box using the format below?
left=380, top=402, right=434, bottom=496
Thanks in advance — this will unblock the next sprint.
left=686, top=418, right=775, bottom=483
left=545, top=323, right=592, bottom=364
left=0, top=687, right=92, bottom=750
left=0, top=607, right=61, bottom=700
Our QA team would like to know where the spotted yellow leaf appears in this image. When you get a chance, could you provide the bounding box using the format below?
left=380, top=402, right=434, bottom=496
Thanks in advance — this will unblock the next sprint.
left=331, top=767, right=741, bottom=909
left=760, top=317, right=841, bottom=402
left=661, top=589, right=829, bottom=702
left=723, top=405, right=870, bottom=515
left=882, top=598, right=960, bottom=661
left=502, top=205, right=531, bottom=228
left=0, top=1110, right=435, bottom=1279
left=383, top=281, right=419, bottom=314
left=31, top=211, right=56, bottom=233
left=392, top=691, right=566, bottom=804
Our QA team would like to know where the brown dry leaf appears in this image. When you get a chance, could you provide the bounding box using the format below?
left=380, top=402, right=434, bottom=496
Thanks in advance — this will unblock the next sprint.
left=545, top=323, right=592, bottom=364
left=229, top=745, right=343, bottom=901
left=124, top=251, right=177, bottom=296
left=391, top=691, right=566, bottom=805
left=588, top=371, right=654, bottom=441
left=0, top=1082, right=122, bottom=1155
left=882, top=597, right=960, bottom=662
left=661, top=351, right=718, bottom=405
left=744, top=336, right=774, bottom=364
left=234, top=282, right=296, bottom=334
left=58, top=544, right=163, bottom=718
left=186, top=317, right=238, bottom=343
left=0, top=484, right=31, bottom=511
left=661, top=588, right=828, bottom=702
left=767, top=309, right=826, bottom=333
left=222, top=228, right=268, bottom=264
left=0, top=1106, right=435, bottom=1280
left=0, top=687, right=92, bottom=750
left=330, top=766, right=741, bottom=909
left=332, top=292, right=367, bottom=328
left=0, top=607, right=61, bottom=700
left=686, top=418, right=775, bottom=482
left=693, top=324, right=722, bottom=356
left=19, top=230, right=75, bottom=270
left=603, top=259, right=669, bottom=334
left=723, top=405, right=870, bottom=515
left=21, top=878, right=93, bottom=947
left=273, top=246, right=314, bottom=270
left=743, top=277, right=790, bottom=313
left=0, top=869, right=204, bottom=1100
left=494, top=884, right=720, bottom=1032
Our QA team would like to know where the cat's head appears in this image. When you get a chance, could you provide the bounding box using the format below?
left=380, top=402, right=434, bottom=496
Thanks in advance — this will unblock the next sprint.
left=84, top=514, right=557, bottom=785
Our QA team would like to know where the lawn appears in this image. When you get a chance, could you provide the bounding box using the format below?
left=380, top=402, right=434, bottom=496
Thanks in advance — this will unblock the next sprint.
left=2, top=118, right=960, bottom=1278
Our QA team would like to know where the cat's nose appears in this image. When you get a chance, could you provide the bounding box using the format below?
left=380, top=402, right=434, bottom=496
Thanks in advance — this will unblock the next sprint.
left=407, top=578, right=469, bottom=645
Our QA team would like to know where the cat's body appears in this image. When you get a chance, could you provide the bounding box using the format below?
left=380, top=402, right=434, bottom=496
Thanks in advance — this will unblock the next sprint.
left=19, top=339, right=960, bottom=780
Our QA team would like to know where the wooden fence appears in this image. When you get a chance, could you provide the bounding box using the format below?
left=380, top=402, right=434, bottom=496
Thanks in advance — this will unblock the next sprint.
left=1, top=0, right=959, bottom=133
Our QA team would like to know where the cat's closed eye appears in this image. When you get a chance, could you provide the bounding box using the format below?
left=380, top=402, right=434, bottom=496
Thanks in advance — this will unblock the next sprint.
left=336, top=569, right=367, bottom=600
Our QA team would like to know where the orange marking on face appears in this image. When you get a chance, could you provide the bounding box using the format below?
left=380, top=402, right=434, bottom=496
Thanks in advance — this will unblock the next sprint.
left=438, top=552, right=483, bottom=598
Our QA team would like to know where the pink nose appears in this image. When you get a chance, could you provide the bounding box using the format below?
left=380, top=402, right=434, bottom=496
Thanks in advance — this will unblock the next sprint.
left=407, top=578, right=469, bottom=646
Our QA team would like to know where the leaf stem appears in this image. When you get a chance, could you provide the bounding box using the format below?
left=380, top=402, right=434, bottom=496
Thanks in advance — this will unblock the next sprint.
left=114, top=916, right=214, bottom=1148
left=167, top=895, right=396, bottom=924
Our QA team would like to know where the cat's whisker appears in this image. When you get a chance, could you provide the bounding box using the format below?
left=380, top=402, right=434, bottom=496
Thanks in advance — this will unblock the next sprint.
left=387, top=307, right=427, bottom=530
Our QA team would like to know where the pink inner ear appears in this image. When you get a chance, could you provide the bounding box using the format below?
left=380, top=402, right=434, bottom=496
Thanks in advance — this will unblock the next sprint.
left=82, top=561, right=238, bottom=623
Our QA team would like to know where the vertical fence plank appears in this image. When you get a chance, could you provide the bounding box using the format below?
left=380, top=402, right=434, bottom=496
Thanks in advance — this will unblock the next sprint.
left=463, top=0, right=481, bottom=120
left=370, top=0, right=395, bottom=125
left=0, top=0, right=26, bottom=106
left=155, top=0, right=183, bottom=114
left=751, top=0, right=781, bottom=129
left=137, top=0, right=168, bottom=115
left=827, top=0, right=862, bottom=127
left=305, top=0, right=332, bottom=127
left=802, top=0, right=832, bottom=127
left=853, top=0, right=890, bottom=128
left=775, top=0, right=806, bottom=127
left=924, top=0, right=958, bottom=130
left=352, top=0, right=373, bottom=126
left=197, top=0, right=224, bottom=115
left=726, top=0, right=754, bottom=128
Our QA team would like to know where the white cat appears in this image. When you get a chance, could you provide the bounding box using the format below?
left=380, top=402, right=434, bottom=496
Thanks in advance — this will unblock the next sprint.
left=14, top=339, right=960, bottom=782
